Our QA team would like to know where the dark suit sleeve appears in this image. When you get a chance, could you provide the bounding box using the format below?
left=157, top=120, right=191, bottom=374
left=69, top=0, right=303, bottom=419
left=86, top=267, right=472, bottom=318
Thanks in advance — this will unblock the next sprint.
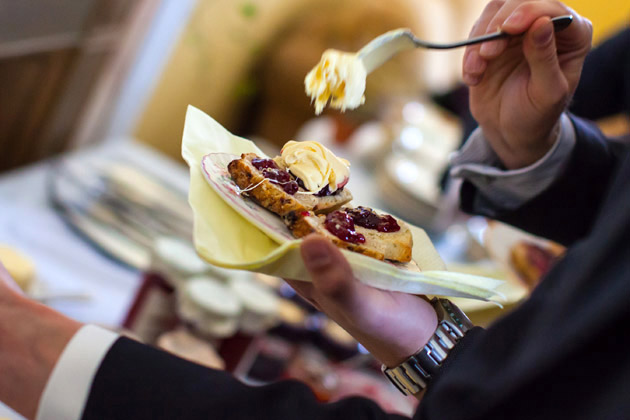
left=460, top=115, right=628, bottom=246
left=570, top=27, right=630, bottom=119
left=81, top=337, right=408, bottom=420
left=417, top=240, right=630, bottom=420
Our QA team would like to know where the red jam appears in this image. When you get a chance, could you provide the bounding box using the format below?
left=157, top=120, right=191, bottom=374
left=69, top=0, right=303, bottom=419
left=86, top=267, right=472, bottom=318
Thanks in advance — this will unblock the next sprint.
left=347, top=206, right=400, bottom=232
left=295, top=177, right=342, bottom=197
left=251, top=158, right=278, bottom=170
left=325, top=211, right=366, bottom=244
left=252, top=158, right=299, bottom=195
left=315, top=185, right=332, bottom=197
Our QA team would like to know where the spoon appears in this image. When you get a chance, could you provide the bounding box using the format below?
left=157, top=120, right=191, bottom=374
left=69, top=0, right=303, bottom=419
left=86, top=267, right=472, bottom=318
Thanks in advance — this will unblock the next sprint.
left=358, top=15, right=573, bottom=74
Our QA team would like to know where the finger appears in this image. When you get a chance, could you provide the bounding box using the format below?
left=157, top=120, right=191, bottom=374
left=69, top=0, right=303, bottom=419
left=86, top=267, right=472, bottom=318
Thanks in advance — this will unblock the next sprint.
left=501, top=1, right=592, bottom=68
left=462, top=50, right=487, bottom=86
left=523, top=17, right=569, bottom=109
left=463, top=0, right=504, bottom=85
left=479, top=1, right=582, bottom=62
left=501, top=1, right=575, bottom=36
left=480, top=1, right=578, bottom=58
left=478, top=0, right=519, bottom=58
left=467, top=0, right=506, bottom=40
left=300, top=235, right=359, bottom=306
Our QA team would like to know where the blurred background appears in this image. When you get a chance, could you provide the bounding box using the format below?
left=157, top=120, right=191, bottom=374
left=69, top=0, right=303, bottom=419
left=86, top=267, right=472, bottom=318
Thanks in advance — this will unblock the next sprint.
left=1, top=0, right=629, bottom=418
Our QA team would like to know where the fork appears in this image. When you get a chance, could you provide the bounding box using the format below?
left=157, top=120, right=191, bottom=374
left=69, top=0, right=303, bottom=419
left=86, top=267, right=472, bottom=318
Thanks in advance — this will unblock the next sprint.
left=358, top=15, right=573, bottom=74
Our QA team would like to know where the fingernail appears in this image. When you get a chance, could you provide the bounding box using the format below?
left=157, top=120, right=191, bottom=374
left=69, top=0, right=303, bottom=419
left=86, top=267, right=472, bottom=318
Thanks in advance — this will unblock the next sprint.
left=464, top=51, right=483, bottom=73
left=463, top=72, right=482, bottom=86
left=504, top=11, right=522, bottom=27
left=302, top=240, right=332, bottom=270
left=533, top=22, right=553, bottom=46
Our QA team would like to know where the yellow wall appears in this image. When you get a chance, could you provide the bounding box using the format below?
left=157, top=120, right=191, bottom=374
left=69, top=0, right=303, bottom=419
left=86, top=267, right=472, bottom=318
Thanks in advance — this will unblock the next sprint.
left=134, top=0, right=318, bottom=160
left=565, top=0, right=630, bottom=43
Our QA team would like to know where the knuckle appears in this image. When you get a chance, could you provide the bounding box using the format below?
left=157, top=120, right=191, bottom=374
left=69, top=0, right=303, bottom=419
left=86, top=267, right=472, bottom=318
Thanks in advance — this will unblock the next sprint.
left=584, top=18, right=594, bottom=45
left=515, top=1, right=535, bottom=16
left=484, top=0, right=506, bottom=14
left=472, top=1, right=505, bottom=36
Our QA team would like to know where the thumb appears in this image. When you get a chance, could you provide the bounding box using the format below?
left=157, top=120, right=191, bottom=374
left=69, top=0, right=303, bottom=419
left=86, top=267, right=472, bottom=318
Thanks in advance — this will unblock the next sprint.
left=523, top=17, right=569, bottom=108
left=300, top=235, right=357, bottom=304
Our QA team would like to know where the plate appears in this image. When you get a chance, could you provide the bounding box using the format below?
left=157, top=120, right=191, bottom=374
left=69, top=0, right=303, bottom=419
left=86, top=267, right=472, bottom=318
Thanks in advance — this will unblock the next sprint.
left=201, top=153, right=295, bottom=244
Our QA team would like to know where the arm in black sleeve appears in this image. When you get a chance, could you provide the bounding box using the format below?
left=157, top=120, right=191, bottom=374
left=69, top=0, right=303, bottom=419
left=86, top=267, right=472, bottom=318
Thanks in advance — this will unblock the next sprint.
left=570, top=26, right=630, bottom=119
left=460, top=115, right=628, bottom=246
left=418, top=208, right=630, bottom=419
left=81, top=337, right=408, bottom=420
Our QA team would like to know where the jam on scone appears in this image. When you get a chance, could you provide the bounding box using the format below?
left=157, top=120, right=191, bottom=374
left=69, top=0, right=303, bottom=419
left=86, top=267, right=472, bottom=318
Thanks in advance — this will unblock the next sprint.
left=228, top=153, right=352, bottom=217
left=290, top=207, right=413, bottom=263
left=225, top=141, right=412, bottom=263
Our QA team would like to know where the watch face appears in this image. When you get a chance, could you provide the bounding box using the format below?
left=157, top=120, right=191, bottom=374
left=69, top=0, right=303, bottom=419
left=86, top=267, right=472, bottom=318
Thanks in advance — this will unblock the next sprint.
left=436, top=299, right=473, bottom=331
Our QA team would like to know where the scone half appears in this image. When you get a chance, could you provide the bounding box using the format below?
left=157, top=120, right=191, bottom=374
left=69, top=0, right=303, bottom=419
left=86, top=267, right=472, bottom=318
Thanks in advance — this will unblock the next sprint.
left=289, top=207, right=413, bottom=263
left=228, top=153, right=352, bottom=217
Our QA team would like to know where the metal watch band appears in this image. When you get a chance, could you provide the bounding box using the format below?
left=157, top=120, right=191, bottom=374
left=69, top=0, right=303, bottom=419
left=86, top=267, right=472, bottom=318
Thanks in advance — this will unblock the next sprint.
left=382, top=298, right=474, bottom=395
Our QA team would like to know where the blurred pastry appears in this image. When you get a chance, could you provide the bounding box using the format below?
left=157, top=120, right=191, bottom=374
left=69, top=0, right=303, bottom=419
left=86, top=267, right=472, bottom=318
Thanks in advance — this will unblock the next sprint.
left=509, top=241, right=565, bottom=290
left=0, top=245, right=36, bottom=292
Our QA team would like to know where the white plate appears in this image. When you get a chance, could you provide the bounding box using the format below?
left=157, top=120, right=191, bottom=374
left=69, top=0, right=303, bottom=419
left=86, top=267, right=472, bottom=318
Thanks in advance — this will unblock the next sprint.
left=201, top=153, right=295, bottom=244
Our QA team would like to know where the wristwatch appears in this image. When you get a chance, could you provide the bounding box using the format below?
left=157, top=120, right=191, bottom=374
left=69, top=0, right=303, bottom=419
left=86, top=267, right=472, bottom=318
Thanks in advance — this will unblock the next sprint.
left=382, top=298, right=474, bottom=395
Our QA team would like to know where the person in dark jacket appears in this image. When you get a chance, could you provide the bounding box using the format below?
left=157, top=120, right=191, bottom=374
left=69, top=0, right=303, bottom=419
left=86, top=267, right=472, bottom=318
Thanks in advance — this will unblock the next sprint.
left=1, top=1, right=629, bottom=419
left=571, top=25, right=630, bottom=121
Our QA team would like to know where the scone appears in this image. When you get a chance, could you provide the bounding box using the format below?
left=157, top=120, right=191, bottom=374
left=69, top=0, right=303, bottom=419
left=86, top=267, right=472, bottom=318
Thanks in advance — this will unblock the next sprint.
left=289, top=206, right=413, bottom=263
left=228, top=152, right=352, bottom=217
left=227, top=141, right=413, bottom=263
left=509, top=240, right=564, bottom=290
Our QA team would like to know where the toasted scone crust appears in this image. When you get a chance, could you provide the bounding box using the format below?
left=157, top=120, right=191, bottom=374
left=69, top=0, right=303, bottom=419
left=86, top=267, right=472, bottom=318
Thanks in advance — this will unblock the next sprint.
left=228, top=154, right=310, bottom=217
left=228, top=153, right=352, bottom=217
left=290, top=214, right=386, bottom=260
left=357, top=224, right=413, bottom=263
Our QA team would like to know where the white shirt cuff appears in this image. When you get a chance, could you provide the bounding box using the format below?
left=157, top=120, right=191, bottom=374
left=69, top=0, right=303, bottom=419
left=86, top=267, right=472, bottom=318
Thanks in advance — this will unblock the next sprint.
left=449, top=113, right=576, bottom=209
left=36, top=325, right=119, bottom=420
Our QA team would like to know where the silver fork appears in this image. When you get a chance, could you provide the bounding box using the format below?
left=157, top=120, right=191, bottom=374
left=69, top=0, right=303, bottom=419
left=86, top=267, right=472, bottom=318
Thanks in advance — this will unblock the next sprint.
left=358, top=15, right=573, bottom=74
